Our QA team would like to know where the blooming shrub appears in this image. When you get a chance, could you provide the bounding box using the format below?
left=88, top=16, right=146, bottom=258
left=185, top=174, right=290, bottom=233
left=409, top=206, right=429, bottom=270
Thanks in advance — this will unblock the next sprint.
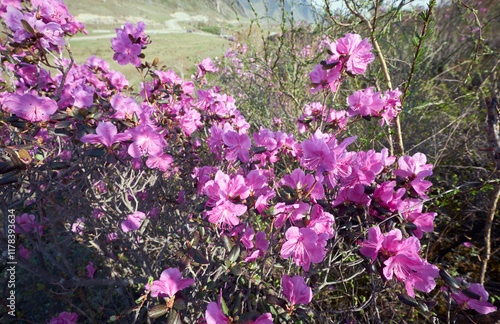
left=0, top=0, right=497, bottom=323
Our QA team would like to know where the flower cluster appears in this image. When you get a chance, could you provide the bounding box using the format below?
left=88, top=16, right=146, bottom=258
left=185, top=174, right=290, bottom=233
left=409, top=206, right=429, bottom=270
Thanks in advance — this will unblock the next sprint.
left=111, top=21, right=150, bottom=67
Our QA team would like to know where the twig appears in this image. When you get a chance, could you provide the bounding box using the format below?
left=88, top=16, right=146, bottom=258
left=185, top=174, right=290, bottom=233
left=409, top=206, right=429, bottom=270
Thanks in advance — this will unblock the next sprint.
left=480, top=91, right=500, bottom=284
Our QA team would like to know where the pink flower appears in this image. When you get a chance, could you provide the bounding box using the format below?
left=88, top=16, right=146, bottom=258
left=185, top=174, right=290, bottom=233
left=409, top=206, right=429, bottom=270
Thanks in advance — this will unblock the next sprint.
left=273, top=202, right=310, bottom=228
left=109, top=94, right=141, bottom=119
left=443, top=280, right=497, bottom=314
left=383, top=253, right=439, bottom=297
left=359, top=226, right=384, bottom=263
left=147, top=268, right=195, bottom=298
left=106, top=232, right=118, bottom=242
left=347, top=87, right=385, bottom=117
left=394, top=153, right=433, bottom=199
left=81, top=122, right=131, bottom=147
left=205, top=293, right=229, bottom=324
left=363, top=227, right=438, bottom=297
left=250, top=313, right=273, bottom=324
left=328, top=33, right=375, bottom=75
left=86, top=261, right=96, bottom=278
left=195, top=57, right=217, bottom=78
left=48, top=312, right=78, bottom=324
left=307, top=204, right=335, bottom=239
left=19, top=244, right=31, bottom=259
left=241, top=225, right=255, bottom=250
left=397, top=199, right=436, bottom=239
left=205, top=200, right=247, bottom=228
left=281, top=227, right=327, bottom=271
left=280, top=168, right=325, bottom=200
left=204, top=171, right=250, bottom=206
left=223, top=130, right=252, bottom=163
left=180, top=107, right=202, bottom=136
left=300, top=134, right=335, bottom=172
left=71, top=218, right=85, bottom=235
left=309, top=64, right=341, bottom=93
left=4, top=93, right=57, bottom=122
left=282, top=275, right=313, bottom=305
left=379, top=88, right=402, bottom=126
left=126, top=125, right=167, bottom=158
left=243, top=231, right=269, bottom=263
left=146, top=153, right=173, bottom=171
left=111, top=22, right=148, bottom=67
left=15, top=213, right=35, bottom=234
left=121, top=211, right=146, bottom=233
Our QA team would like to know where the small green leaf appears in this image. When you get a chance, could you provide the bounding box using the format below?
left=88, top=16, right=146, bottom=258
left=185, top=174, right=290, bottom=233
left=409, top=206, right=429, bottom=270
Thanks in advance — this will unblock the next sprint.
left=167, top=309, right=181, bottom=324
left=228, top=245, right=240, bottom=263
left=220, top=295, right=229, bottom=316
left=148, top=304, right=168, bottom=319
left=21, top=20, right=35, bottom=35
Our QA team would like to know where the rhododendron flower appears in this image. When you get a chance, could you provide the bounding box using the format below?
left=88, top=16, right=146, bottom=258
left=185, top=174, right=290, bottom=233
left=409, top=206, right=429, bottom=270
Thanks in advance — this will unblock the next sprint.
left=333, top=184, right=371, bottom=207
left=147, top=268, right=195, bottom=298
left=347, top=87, right=385, bottom=117
left=86, top=261, right=96, bottom=278
left=4, top=93, right=58, bottom=122
left=223, top=130, right=252, bottom=163
left=397, top=199, right=436, bottom=239
left=309, top=64, right=340, bottom=93
left=307, top=204, right=335, bottom=239
left=300, top=134, right=335, bottom=172
left=359, top=227, right=439, bottom=297
left=282, top=275, right=313, bottom=305
left=146, top=153, right=173, bottom=171
left=359, top=226, right=384, bottom=263
left=126, top=125, right=167, bottom=158
left=281, top=226, right=327, bottom=271
left=280, top=168, right=325, bottom=200
left=121, top=211, right=146, bottom=233
left=111, top=21, right=149, bottom=67
left=71, top=218, right=85, bottom=235
left=394, top=153, right=433, bottom=199
left=109, top=94, right=142, bottom=119
left=19, top=244, right=31, bottom=259
left=250, top=313, right=273, bottom=324
left=383, top=253, right=439, bottom=297
left=48, top=311, right=79, bottom=324
left=327, top=33, right=375, bottom=75
left=180, top=107, right=202, bottom=136
left=241, top=225, right=255, bottom=250
left=205, top=293, right=229, bottom=324
left=0, top=1, right=21, bottom=18
left=80, top=122, right=131, bottom=147
left=442, top=280, right=497, bottom=314
left=205, top=200, right=247, bottom=228
left=17, top=64, right=52, bottom=87
left=204, top=171, right=250, bottom=206
left=379, top=88, right=402, bottom=126
left=15, top=213, right=36, bottom=234
left=195, top=57, right=217, bottom=78
left=106, top=232, right=118, bottom=242
left=244, top=231, right=269, bottom=262
left=273, top=202, right=310, bottom=228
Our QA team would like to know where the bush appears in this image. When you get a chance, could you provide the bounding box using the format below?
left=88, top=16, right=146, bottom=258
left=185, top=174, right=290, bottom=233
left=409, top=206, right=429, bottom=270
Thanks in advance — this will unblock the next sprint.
left=0, top=0, right=498, bottom=323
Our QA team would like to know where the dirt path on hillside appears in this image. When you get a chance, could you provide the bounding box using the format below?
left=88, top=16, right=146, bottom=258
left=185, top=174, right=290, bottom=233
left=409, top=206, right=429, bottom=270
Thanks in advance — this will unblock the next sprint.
left=70, top=12, right=216, bottom=42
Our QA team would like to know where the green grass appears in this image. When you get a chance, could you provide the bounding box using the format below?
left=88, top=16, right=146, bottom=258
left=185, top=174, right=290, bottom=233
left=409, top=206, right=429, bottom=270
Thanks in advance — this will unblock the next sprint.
left=68, top=32, right=231, bottom=85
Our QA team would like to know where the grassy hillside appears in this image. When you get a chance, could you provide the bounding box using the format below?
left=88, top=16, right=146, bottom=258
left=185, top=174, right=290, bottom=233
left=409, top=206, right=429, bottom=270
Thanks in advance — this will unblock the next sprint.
left=65, top=0, right=236, bottom=82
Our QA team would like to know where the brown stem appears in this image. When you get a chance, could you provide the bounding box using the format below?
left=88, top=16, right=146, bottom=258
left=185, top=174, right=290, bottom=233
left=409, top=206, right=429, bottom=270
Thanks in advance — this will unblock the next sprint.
left=480, top=92, right=500, bottom=284
left=480, top=183, right=500, bottom=285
